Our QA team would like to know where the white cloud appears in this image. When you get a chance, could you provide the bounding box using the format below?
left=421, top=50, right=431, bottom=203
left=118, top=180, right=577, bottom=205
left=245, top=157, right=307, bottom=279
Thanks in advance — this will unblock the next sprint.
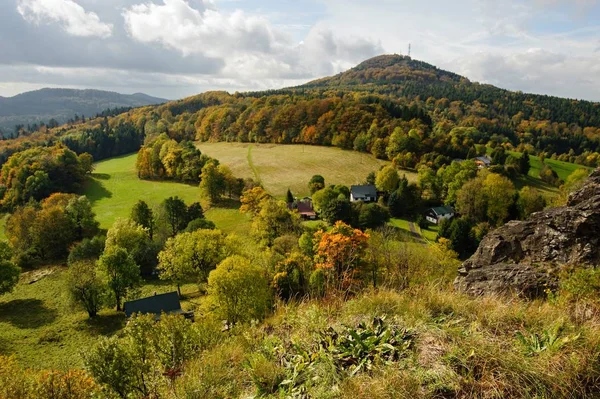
left=122, top=0, right=283, bottom=57
left=122, top=0, right=383, bottom=81
left=452, top=49, right=600, bottom=100
left=17, top=0, right=113, bottom=38
left=5, top=0, right=600, bottom=101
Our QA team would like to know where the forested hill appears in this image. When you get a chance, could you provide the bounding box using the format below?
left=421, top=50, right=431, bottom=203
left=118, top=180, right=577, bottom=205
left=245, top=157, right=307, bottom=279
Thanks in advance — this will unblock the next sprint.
left=302, top=54, right=465, bottom=87
left=296, top=54, right=600, bottom=129
left=0, top=88, right=167, bottom=134
left=1, top=54, right=600, bottom=172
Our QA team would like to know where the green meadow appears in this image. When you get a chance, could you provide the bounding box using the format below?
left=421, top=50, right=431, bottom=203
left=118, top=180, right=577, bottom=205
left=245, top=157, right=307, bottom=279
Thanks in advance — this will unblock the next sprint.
left=196, top=142, right=407, bottom=198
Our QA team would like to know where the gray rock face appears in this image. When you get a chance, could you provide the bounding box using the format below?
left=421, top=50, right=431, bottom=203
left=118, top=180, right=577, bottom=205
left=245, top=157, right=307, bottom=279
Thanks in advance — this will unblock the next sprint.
left=455, top=168, right=600, bottom=297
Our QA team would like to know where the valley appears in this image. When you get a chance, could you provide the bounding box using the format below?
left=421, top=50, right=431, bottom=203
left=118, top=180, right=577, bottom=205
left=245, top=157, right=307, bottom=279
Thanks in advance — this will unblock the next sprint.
left=0, top=52, right=599, bottom=398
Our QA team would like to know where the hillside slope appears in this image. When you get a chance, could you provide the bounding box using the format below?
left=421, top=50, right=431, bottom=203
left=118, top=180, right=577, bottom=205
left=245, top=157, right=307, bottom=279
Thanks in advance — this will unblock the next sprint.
left=0, top=88, right=167, bottom=134
left=1, top=54, right=599, bottom=173
left=298, top=54, right=600, bottom=129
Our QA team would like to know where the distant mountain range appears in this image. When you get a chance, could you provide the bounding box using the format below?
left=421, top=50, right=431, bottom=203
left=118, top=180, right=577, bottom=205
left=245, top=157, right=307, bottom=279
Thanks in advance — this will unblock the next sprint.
left=0, top=88, right=167, bottom=133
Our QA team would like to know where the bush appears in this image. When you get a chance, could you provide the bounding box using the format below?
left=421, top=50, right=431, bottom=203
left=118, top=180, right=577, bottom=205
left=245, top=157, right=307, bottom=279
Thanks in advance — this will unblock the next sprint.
left=355, top=202, right=390, bottom=230
left=86, top=313, right=213, bottom=398
left=558, top=266, right=600, bottom=304
left=67, top=235, right=106, bottom=265
left=184, top=218, right=216, bottom=232
left=309, top=268, right=327, bottom=298
left=207, top=256, right=271, bottom=324
left=0, top=355, right=100, bottom=399
left=0, top=258, right=20, bottom=295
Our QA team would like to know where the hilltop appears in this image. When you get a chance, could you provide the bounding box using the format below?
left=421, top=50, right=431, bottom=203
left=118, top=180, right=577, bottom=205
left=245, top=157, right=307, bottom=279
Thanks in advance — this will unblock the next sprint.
left=0, top=88, right=167, bottom=134
left=302, top=54, right=465, bottom=87
left=0, top=54, right=598, bottom=173
left=297, top=54, right=600, bottom=130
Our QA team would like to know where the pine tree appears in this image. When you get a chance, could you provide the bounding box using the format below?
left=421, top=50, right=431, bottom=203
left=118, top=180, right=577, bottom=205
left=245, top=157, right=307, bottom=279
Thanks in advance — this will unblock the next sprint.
left=519, top=150, right=531, bottom=175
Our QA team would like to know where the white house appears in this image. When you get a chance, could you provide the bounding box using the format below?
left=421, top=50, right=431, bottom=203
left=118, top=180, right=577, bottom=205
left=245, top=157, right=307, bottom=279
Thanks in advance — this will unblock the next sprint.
left=350, top=185, right=377, bottom=202
left=425, top=206, right=455, bottom=224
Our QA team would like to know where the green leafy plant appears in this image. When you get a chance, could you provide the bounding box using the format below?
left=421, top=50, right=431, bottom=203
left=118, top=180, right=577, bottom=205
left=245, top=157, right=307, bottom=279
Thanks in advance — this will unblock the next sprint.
left=320, top=316, right=414, bottom=376
left=516, top=325, right=579, bottom=356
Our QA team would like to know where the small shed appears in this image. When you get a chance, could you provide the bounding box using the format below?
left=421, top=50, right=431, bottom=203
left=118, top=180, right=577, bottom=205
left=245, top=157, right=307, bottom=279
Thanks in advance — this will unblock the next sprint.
left=475, top=155, right=492, bottom=169
left=350, top=185, right=377, bottom=203
left=288, top=198, right=317, bottom=219
left=425, top=206, right=455, bottom=225
left=123, top=291, right=193, bottom=321
left=297, top=200, right=317, bottom=220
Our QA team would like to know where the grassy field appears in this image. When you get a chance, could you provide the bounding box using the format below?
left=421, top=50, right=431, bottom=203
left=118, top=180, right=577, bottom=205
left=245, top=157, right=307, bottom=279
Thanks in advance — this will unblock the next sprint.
left=510, top=152, right=592, bottom=199
left=85, top=153, right=251, bottom=234
left=86, top=154, right=202, bottom=230
left=197, top=143, right=412, bottom=198
left=0, top=266, right=201, bottom=370
left=527, top=154, right=590, bottom=182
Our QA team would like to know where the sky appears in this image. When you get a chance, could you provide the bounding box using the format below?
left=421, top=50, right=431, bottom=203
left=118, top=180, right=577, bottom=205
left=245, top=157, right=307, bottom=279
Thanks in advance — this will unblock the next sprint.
left=1, top=0, right=600, bottom=101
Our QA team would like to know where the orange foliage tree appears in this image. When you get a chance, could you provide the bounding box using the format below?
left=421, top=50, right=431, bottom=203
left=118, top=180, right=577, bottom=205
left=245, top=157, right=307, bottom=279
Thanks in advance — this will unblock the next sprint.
left=313, top=221, right=369, bottom=293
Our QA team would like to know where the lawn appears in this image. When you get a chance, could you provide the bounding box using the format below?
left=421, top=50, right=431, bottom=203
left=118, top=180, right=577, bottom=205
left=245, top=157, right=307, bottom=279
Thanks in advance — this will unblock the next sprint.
left=84, top=153, right=251, bottom=234
left=86, top=153, right=202, bottom=230
left=197, top=142, right=414, bottom=198
left=505, top=151, right=592, bottom=199
left=420, top=224, right=439, bottom=242
left=527, top=154, right=590, bottom=182
left=0, top=266, right=201, bottom=370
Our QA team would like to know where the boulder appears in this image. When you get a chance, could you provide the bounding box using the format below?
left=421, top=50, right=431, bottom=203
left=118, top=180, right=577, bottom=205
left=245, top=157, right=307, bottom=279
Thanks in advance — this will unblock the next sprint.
left=455, top=168, right=600, bottom=297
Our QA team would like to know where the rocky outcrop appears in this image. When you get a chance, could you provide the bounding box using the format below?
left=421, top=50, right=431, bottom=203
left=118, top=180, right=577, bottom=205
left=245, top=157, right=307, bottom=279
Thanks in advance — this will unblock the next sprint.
left=455, top=168, right=600, bottom=297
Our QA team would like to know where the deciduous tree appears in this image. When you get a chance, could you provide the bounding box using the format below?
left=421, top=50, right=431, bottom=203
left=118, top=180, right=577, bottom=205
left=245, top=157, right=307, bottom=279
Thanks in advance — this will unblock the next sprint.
left=157, top=229, right=229, bottom=295
left=98, top=247, right=140, bottom=311
left=131, top=200, right=155, bottom=239
left=67, top=260, right=106, bottom=318
left=375, top=165, right=400, bottom=194
left=308, top=175, right=325, bottom=194
left=313, top=221, right=369, bottom=293
left=240, top=186, right=271, bottom=215
left=207, top=255, right=271, bottom=324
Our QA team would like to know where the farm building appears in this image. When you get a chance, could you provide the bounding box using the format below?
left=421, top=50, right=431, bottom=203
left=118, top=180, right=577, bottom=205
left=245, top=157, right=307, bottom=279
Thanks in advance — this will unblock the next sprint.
left=425, top=206, right=455, bottom=225
left=475, top=155, right=492, bottom=168
left=350, top=185, right=377, bottom=202
left=123, top=291, right=193, bottom=321
left=288, top=198, right=317, bottom=219
left=297, top=200, right=317, bottom=219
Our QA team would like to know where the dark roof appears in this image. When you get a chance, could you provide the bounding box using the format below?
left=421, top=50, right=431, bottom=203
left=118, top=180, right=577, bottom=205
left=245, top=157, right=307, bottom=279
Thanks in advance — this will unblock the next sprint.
left=351, top=185, right=377, bottom=197
left=429, top=206, right=454, bottom=216
left=297, top=201, right=314, bottom=214
left=123, top=291, right=183, bottom=318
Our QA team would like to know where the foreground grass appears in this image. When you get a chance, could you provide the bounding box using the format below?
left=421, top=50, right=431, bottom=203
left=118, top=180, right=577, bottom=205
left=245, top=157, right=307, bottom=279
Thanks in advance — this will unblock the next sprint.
left=197, top=142, right=405, bottom=198
left=170, top=286, right=600, bottom=398
left=0, top=266, right=199, bottom=370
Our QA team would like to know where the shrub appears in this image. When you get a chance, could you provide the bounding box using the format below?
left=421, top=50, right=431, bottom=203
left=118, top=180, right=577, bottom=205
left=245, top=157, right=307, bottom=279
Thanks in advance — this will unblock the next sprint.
left=309, top=268, right=327, bottom=298
left=0, top=258, right=20, bottom=295
left=86, top=313, right=214, bottom=398
left=184, top=218, right=216, bottom=232
left=558, top=266, right=600, bottom=304
left=67, top=235, right=106, bottom=265
left=0, top=356, right=100, bottom=399
left=207, top=255, right=271, bottom=324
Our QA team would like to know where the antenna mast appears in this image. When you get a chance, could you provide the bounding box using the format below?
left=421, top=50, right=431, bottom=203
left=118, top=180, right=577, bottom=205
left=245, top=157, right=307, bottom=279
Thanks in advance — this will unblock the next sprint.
left=408, top=43, right=411, bottom=58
